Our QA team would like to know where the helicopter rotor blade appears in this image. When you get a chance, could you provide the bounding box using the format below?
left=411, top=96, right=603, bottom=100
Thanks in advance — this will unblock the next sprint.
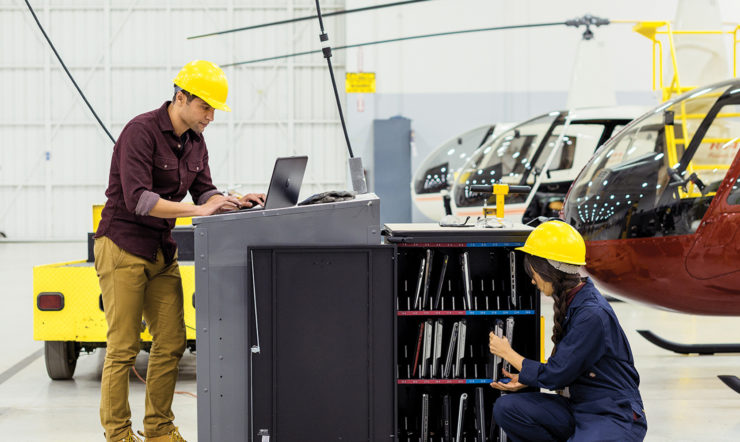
left=222, top=20, right=571, bottom=68
left=188, top=0, right=432, bottom=40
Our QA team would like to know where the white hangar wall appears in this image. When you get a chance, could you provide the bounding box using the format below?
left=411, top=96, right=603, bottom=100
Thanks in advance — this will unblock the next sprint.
left=3, top=0, right=740, bottom=237
left=0, top=0, right=347, bottom=239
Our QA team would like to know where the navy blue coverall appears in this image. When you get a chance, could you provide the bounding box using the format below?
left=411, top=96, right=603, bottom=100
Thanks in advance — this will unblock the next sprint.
left=493, top=278, right=647, bottom=441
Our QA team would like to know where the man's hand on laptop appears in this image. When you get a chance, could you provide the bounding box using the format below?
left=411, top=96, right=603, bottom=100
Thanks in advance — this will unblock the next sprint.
left=200, top=194, right=241, bottom=215
left=239, top=193, right=266, bottom=208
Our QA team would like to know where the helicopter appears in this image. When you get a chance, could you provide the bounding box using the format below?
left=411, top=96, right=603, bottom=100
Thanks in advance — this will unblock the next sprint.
left=410, top=21, right=650, bottom=224
left=563, top=78, right=740, bottom=316
left=559, top=3, right=740, bottom=392
left=412, top=123, right=503, bottom=219
left=559, top=10, right=740, bottom=313
left=445, top=106, right=646, bottom=224
left=561, top=77, right=740, bottom=394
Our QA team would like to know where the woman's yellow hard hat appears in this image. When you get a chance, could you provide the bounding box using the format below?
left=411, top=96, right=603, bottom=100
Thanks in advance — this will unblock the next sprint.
left=516, top=220, right=586, bottom=265
left=173, top=60, right=231, bottom=112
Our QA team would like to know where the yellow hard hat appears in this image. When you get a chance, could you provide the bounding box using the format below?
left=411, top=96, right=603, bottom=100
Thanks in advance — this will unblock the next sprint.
left=173, top=60, right=231, bottom=112
left=516, top=220, right=586, bottom=265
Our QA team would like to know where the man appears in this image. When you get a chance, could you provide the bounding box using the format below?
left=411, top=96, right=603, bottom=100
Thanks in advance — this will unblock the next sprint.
left=94, top=60, right=264, bottom=442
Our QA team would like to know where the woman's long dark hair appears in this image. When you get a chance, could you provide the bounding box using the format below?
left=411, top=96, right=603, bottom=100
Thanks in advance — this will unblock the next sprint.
left=524, top=254, right=584, bottom=355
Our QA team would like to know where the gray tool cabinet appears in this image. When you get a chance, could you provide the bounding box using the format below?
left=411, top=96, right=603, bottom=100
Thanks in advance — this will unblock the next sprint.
left=192, top=194, right=382, bottom=442
left=384, top=223, right=540, bottom=442
left=194, top=210, right=540, bottom=442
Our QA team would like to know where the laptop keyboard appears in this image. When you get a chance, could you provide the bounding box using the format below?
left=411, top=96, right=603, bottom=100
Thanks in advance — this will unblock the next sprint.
left=239, top=204, right=265, bottom=212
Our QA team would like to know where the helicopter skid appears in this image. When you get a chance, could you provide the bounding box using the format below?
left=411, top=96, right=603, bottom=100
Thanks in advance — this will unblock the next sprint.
left=636, top=330, right=740, bottom=355
left=717, top=375, right=740, bottom=394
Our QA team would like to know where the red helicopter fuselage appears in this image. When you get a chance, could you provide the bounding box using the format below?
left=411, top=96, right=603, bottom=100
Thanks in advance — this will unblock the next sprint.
left=586, top=196, right=740, bottom=315
left=563, top=79, right=740, bottom=315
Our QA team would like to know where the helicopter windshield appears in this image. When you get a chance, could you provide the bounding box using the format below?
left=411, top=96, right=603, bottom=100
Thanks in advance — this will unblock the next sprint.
left=565, top=82, right=740, bottom=240
left=453, top=113, right=561, bottom=207
left=413, top=125, right=496, bottom=195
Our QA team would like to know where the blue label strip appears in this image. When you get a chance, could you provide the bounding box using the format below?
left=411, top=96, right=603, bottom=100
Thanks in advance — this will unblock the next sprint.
left=465, top=242, right=525, bottom=247
left=465, top=378, right=510, bottom=384
left=398, top=378, right=511, bottom=384
left=466, top=310, right=535, bottom=315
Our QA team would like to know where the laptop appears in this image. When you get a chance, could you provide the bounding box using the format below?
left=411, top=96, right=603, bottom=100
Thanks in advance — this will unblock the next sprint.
left=241, top=156, right=308, bottom=211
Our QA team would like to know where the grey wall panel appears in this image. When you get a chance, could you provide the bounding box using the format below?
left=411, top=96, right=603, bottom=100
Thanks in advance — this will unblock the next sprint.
left=373, top=117, right=412, bottom=224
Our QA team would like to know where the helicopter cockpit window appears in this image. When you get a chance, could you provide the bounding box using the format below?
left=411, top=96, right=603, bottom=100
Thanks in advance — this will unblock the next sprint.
left=534, top=124, right=604, bottom=177
left=413, top=125, right=496, bottom=195
left=611, top=124, right=626, bottom=135
left=565, top=84, right=729, bottom=240
left=454, top=114, right=559, bottom=207
left=416, top=162, right=450, bottom=194
left=530, top=134, right=575, bottom=179
left=728, top=176, right=740, bottom=205
left=688, top=104, right=740, bottom=192
left=681, top=103, right=740, bottom=214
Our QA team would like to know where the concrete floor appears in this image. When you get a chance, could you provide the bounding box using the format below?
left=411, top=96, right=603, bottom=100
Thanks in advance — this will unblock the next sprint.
left=1, top=241, right=739, bottom=441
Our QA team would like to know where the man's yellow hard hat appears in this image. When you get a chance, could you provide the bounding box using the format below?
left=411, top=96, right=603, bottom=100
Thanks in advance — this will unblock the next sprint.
left=173, top=60, right=231, bottom=112
left=516, top=220, right=586, bottom=265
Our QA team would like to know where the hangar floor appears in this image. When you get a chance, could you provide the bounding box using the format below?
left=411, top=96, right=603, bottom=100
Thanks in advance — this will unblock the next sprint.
left=1, top=241, right=738, bottom=441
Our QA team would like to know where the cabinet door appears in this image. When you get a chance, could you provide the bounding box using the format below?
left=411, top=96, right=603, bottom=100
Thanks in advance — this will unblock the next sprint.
left=249, top=247, right=395, bottom=442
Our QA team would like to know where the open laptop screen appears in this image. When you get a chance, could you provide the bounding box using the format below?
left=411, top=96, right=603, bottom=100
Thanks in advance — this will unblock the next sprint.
left=257, top=156, right=308, bottom=210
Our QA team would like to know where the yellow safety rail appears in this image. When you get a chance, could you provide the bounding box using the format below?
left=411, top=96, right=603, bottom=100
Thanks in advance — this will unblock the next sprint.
left=630, top=21, right=740, bottom=198
left=540, top=315, right=546, bottom=363
left=632, top=22, right=740, bottom=100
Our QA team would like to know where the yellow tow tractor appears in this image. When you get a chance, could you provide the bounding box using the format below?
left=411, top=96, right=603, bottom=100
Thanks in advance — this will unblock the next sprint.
left=33, top=206, right=197, bottom=379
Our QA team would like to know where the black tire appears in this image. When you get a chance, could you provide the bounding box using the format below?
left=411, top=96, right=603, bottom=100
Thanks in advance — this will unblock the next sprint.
left=44, top=341, right=79, bottom=380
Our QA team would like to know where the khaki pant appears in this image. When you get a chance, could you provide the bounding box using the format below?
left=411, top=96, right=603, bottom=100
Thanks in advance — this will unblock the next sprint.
left=94, top=236, right=186, bottom=441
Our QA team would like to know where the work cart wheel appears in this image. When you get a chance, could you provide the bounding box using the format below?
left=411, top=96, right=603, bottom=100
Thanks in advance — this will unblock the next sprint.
left=44, top=341, right=79, bottom=380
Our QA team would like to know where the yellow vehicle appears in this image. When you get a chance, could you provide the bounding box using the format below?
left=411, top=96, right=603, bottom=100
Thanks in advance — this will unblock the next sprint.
left=33, top=207, right=196, bottom=380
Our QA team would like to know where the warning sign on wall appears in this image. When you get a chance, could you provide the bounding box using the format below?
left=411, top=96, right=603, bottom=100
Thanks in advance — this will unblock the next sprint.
left=345, top=72, right=376, bottom=93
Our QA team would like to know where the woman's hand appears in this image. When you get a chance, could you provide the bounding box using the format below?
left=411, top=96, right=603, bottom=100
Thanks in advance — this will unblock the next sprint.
left=490, top=368, right=528, bottom=392
left=489, top=332, right=512, bottom=357
left=489, top=332, right=525, bottom=372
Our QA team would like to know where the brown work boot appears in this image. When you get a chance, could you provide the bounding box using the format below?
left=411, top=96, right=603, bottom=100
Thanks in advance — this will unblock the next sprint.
left=107, top=428, right=143, bottom=442
left=138, top=427, right=187, bottom=442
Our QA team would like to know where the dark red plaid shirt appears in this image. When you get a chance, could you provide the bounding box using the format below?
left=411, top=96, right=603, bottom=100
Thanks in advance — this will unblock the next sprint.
left=95, top=101, right=219, bottom=263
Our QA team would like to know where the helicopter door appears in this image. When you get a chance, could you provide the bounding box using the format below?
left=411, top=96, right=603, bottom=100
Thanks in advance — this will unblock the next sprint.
left=684, top=102, right=740, bottom=279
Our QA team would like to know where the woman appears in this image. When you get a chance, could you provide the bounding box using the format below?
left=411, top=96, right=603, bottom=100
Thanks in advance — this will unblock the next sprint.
left=488, top=220, right=647, bottom=441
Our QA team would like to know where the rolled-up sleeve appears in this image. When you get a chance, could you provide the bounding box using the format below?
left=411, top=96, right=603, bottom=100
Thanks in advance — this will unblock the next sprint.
left=519, top=307, right=607, bottom=390
left=134, top=190, right=160, bottom=216
left=196, top=189, right=221, bottom=205
left=117, top=123, right=160, bottom=214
